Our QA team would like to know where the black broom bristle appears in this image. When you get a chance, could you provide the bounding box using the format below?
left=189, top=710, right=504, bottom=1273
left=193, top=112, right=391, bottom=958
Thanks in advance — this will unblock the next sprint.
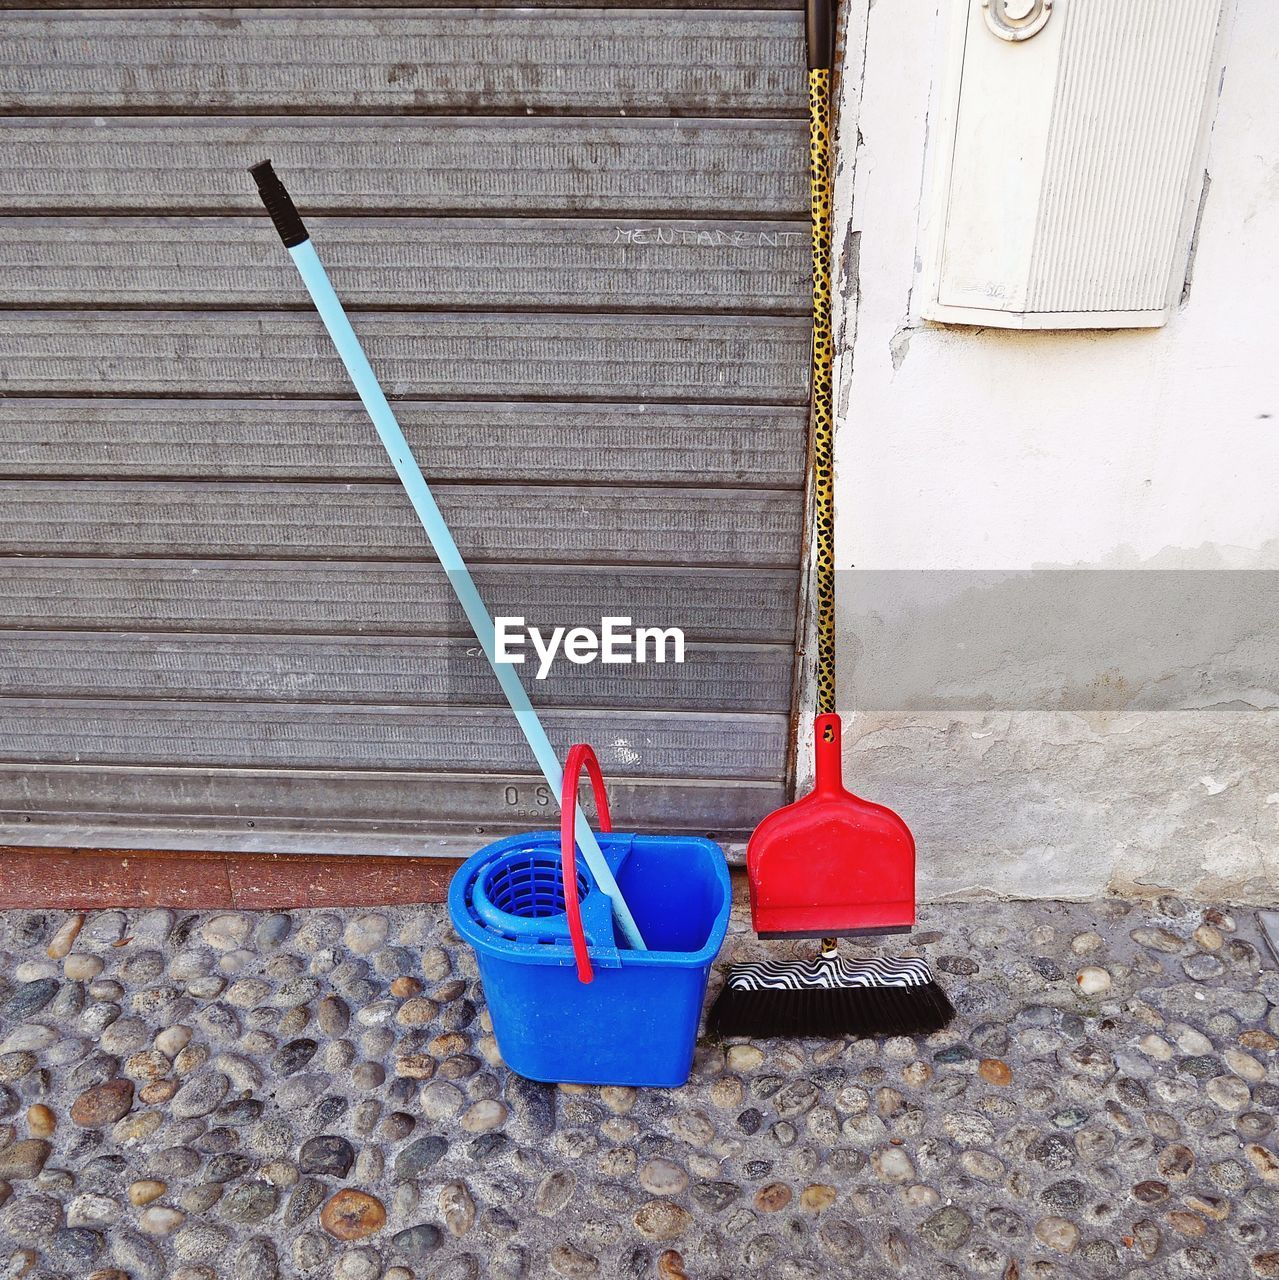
left=708, top=978, right=954, bottom=1039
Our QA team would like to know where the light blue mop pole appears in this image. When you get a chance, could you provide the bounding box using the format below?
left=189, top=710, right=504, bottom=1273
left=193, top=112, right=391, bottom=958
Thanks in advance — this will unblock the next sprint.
left=249, top=161, right=646, bottom=951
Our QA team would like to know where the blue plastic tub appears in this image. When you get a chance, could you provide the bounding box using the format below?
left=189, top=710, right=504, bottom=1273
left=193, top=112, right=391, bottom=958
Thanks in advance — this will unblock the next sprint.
left=449, top=828, right=730, bottom=1087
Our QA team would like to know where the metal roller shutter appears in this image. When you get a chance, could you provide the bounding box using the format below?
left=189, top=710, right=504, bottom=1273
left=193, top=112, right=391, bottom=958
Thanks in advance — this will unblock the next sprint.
left=0, top=2, right=810, bottom=853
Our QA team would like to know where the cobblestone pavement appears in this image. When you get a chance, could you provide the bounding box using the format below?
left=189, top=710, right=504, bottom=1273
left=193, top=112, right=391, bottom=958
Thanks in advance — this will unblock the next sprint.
left=0, top=895, right=1277, bottom=1280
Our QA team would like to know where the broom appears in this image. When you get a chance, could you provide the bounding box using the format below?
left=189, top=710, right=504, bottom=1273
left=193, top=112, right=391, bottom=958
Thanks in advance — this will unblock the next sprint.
left=707, top=0, right=953, bottom=1039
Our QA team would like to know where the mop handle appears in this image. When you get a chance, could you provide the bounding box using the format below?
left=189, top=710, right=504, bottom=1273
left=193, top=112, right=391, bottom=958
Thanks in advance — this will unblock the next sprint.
left=248, top=161, right=646, bottom=952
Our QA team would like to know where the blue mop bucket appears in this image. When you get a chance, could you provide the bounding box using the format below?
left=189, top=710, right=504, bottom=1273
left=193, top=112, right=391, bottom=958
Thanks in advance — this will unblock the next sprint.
left=449, top=744, right=730, bottom=1087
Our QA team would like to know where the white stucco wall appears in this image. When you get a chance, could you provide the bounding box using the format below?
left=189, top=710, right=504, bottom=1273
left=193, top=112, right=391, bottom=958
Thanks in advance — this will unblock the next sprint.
left=830, top=0, right=1279, bottom=902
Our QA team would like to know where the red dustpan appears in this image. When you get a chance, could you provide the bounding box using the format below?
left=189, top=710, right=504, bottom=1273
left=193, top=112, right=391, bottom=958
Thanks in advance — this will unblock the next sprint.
left=747, top=712, right=915, bottom=938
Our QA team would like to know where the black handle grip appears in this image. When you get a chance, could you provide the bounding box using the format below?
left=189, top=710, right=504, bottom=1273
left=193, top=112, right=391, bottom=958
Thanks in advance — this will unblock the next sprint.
left=806, top=0, right=835, bottom=70
left=249, top=160, right=309, bottom=248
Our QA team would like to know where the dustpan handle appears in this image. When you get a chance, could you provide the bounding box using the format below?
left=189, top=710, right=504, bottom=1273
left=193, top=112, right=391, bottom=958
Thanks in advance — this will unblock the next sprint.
left=561, top=743, right=613, bottom=984
left=813, top=712, right=845, bottom=793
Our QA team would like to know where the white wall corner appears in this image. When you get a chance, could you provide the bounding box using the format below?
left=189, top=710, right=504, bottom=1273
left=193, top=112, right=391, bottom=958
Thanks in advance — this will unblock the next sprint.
left=828, top=0, right=1279, bottom=903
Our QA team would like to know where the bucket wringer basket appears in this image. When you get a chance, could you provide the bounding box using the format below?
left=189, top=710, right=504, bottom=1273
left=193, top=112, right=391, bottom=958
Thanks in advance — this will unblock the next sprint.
left=449, top=744, right=731, bottom=1087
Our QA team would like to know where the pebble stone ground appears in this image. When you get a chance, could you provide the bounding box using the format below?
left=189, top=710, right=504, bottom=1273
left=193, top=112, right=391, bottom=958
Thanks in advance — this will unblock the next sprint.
left=0, top=895, right=1277, bottom=1280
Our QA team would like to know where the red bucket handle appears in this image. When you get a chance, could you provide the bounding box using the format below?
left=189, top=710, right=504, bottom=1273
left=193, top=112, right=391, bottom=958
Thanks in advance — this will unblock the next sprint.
left=561, top=743, right=613, bottom=985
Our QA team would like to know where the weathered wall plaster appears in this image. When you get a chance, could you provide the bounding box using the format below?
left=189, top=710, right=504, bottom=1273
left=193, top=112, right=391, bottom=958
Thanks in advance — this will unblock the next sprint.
left=830, top=0, right=1279, bottom=902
